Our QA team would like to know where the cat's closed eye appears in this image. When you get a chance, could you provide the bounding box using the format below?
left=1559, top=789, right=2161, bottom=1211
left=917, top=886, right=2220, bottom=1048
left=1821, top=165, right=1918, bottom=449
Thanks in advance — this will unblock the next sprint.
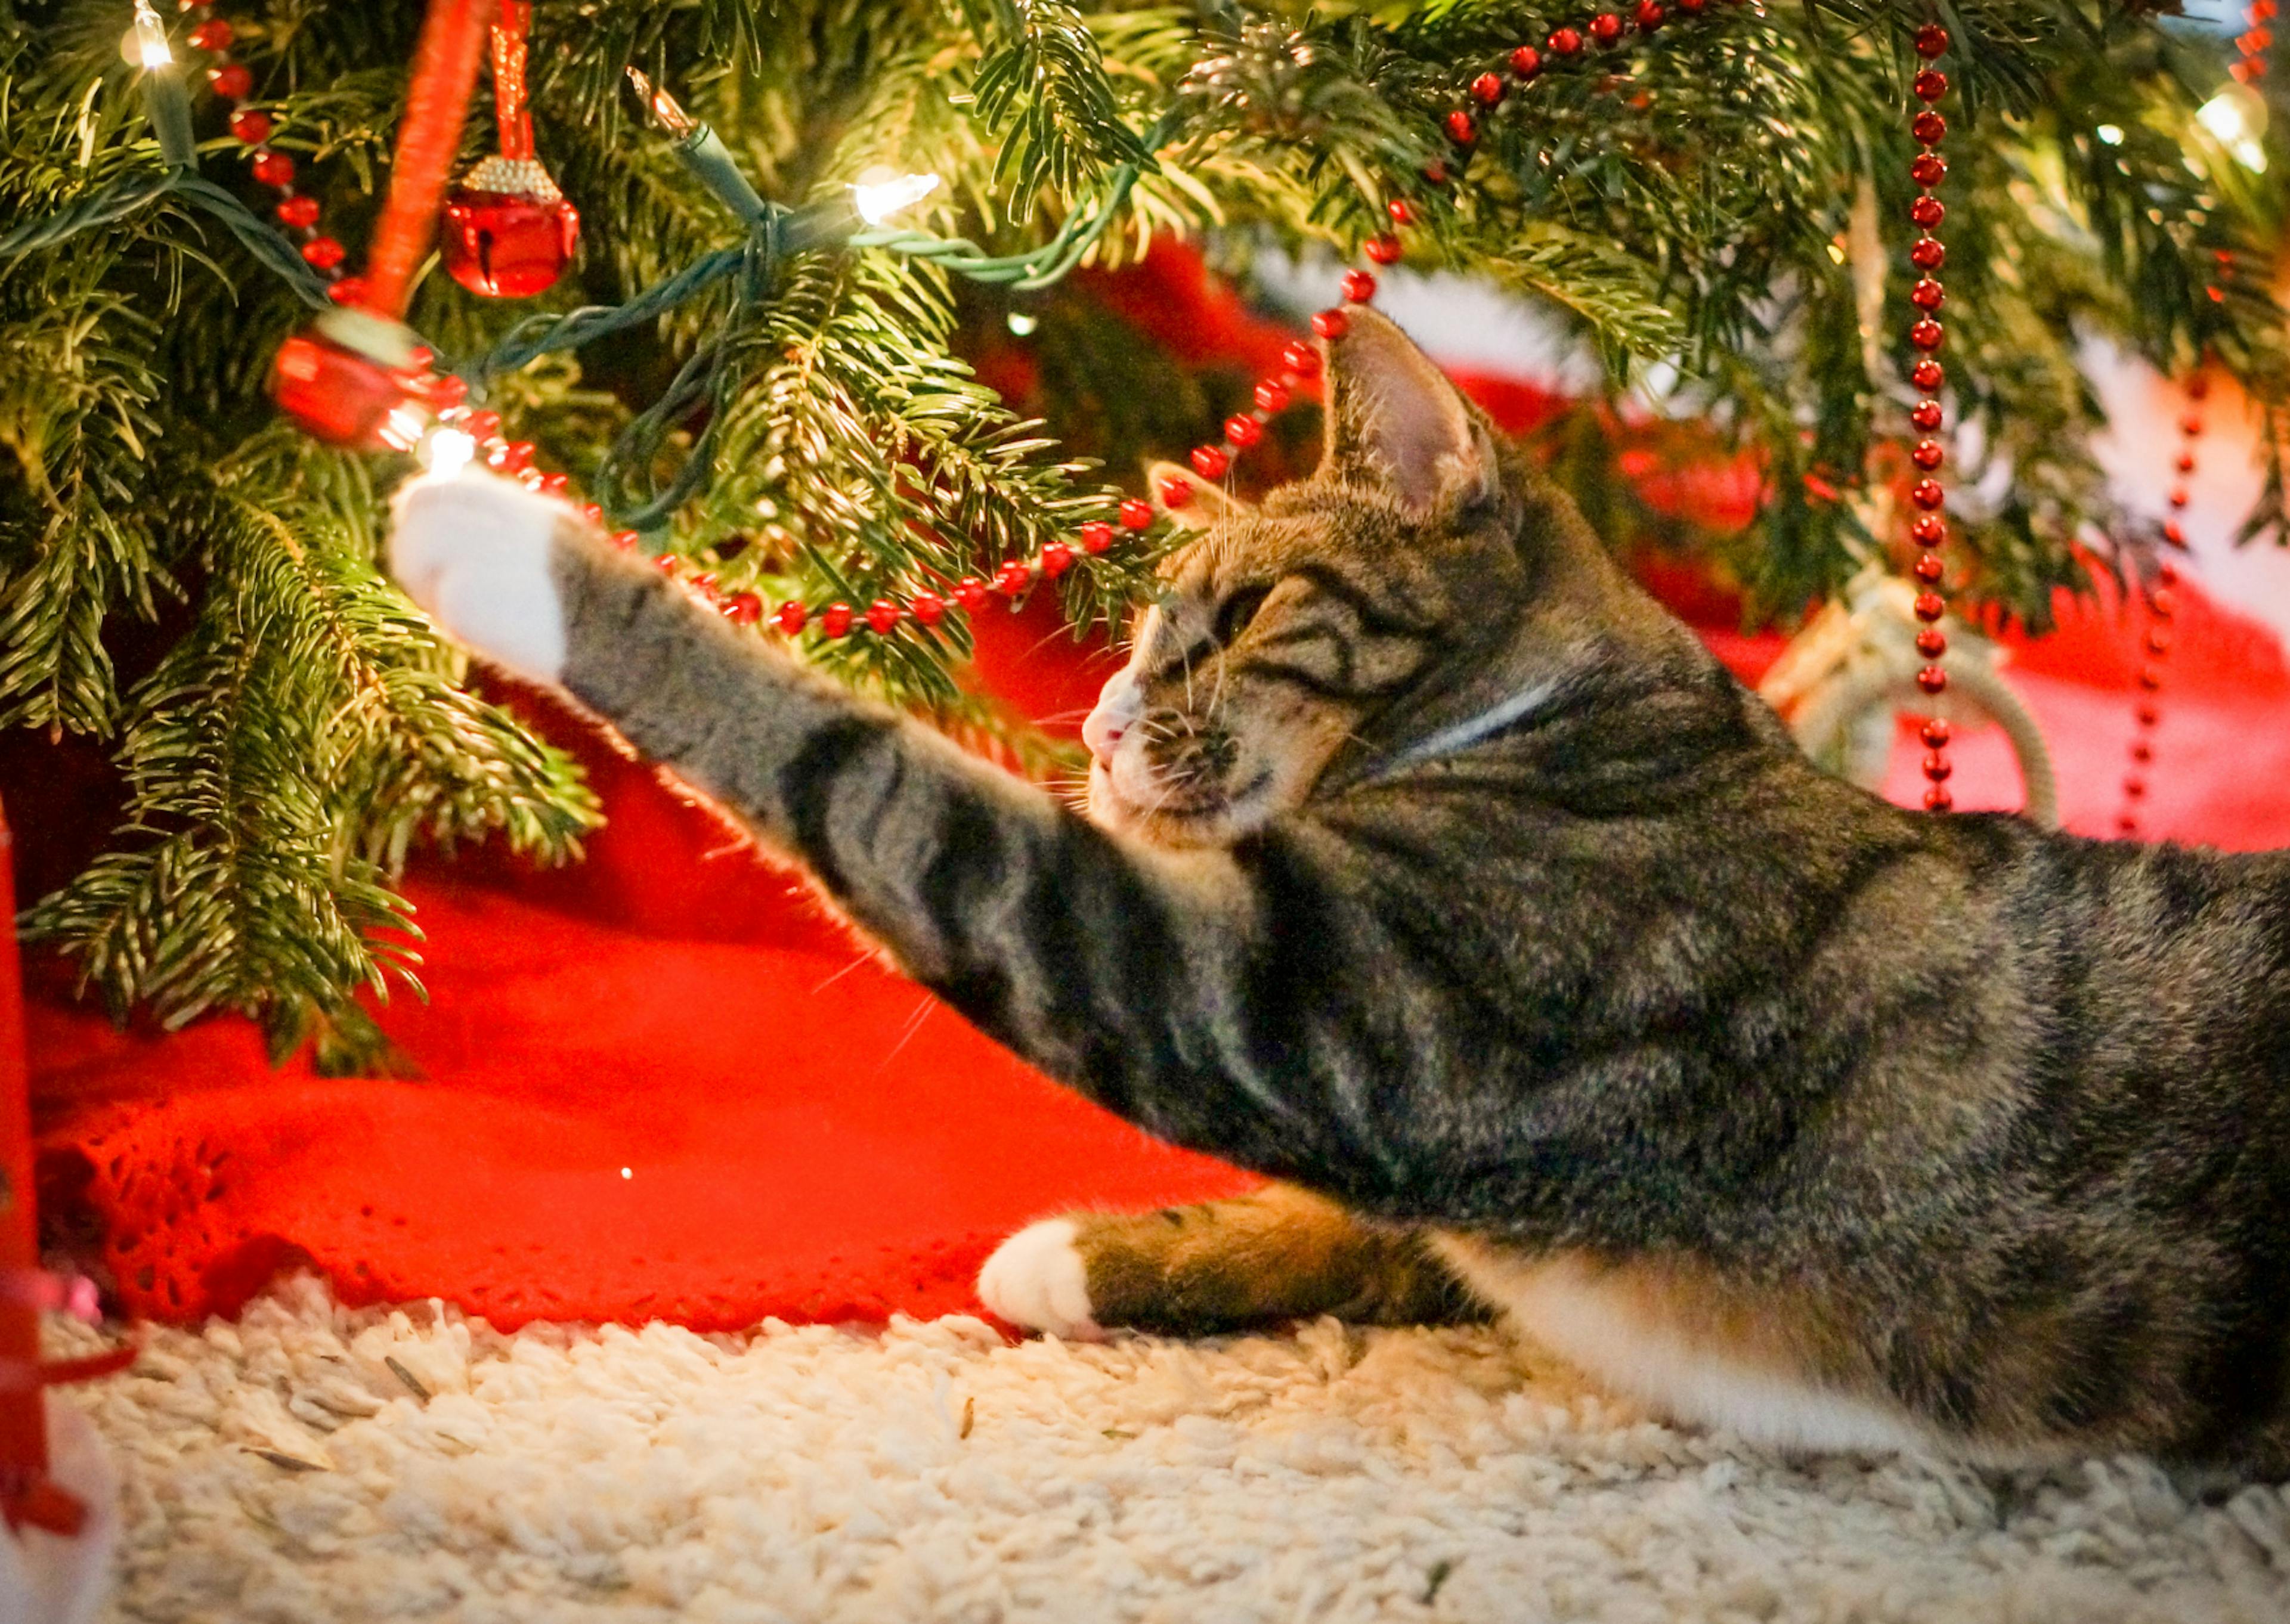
left=1213, top=585, right=1274, bottom=646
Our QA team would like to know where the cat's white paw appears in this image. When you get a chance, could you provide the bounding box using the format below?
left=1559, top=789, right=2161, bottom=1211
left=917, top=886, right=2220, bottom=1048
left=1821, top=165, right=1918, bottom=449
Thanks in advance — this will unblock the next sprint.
left=977, top=1218, right=1103, bottom=1340
left=388, top=469, right=571, bottom=686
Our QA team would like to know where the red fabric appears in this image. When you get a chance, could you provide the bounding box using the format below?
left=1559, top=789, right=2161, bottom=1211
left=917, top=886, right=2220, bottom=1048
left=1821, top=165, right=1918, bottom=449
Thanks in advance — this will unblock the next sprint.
left=18, top=246, right=2290, bottom=1333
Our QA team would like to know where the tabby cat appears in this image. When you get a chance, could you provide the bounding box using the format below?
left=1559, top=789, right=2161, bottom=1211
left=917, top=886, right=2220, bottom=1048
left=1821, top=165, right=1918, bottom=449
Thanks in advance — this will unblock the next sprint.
left=391, top=309, right=2290, bottom=1474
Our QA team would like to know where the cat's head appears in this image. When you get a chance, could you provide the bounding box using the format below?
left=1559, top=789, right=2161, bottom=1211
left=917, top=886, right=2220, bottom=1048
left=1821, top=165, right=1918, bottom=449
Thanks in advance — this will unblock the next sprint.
left=1084, top=307, right=1606, bottom=846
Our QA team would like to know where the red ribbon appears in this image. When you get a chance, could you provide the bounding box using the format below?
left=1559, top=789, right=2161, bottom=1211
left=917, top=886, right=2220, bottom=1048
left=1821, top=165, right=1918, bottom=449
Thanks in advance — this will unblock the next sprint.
left=491, top=0, right=536, bottom=164
left=363, top=0, right=499, bottom=318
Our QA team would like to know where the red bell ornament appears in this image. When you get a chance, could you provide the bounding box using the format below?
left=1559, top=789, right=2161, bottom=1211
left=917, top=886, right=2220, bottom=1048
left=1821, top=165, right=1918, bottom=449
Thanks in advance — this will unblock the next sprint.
left=441, top=2, right=578, bottom=298
left=268, top=308, right=429, bottom=450
left=442, top=157, right=581, bottom=297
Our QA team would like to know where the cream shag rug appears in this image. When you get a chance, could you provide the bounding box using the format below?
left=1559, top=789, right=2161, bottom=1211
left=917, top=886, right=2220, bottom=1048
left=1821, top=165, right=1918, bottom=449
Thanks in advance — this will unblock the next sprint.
left=51, top=1276, right=2290, bottom=1623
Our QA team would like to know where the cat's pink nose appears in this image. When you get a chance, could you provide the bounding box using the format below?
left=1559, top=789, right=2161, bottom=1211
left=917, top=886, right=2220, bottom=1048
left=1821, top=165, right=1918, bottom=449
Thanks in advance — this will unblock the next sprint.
left=1081, top=706, right=1126, bottom=767
left=1083, top=670, right=1143, bottom=767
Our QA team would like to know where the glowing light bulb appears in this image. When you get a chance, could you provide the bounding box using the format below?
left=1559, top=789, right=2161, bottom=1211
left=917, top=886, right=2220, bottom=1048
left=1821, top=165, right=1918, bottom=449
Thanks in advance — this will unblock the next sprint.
left=626, top=67, right=698, bottom=138
left=423, top=426, right=477, bottom=478
left=126, top=0, right=173, bottom=67
left=620, top=1167, right=633, bottom=1180
left=1007, top=311, right=1039, bottom=336
left=2096, top=124, right=2124, bottom=145
left=850, top=169, right=942, bottom=227
left=2196, top=87, right=2269, bottom=172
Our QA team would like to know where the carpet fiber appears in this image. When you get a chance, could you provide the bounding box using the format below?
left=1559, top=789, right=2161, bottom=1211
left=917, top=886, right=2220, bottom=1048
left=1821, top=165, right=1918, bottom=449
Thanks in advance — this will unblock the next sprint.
left=59, top=1277, right=2290, bottom=1623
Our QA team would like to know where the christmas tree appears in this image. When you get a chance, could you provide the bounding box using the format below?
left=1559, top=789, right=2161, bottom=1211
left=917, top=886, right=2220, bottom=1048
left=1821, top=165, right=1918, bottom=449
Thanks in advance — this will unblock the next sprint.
left=0, top=0, right=2282, bottom=1065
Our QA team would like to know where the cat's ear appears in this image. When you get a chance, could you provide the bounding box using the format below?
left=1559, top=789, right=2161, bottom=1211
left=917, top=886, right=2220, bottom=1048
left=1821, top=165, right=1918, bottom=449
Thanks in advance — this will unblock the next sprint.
left=1146, top=461, right=1252, bottom=532
left=1319, top=308, right=1498, bottom=515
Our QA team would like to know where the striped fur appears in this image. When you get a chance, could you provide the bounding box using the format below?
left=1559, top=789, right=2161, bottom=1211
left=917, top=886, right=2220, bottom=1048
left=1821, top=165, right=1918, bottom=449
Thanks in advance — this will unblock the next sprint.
left=404, top=310, right=2290, bottom=1473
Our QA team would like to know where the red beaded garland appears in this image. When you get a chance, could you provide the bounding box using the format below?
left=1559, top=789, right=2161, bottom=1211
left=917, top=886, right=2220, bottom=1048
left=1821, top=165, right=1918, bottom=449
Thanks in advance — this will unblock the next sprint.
left=227, top=107, right=272, bottom=144
left=1511, top=45, right=1544, bottom=78
left=1079, top=520, right=1115, bottom=554
left=909, top=591, right=945, bottom=627
left=1589, top=13, right=1624, bottom=44
left=2118, top=385, right=2201, bottom=835
left=821, top=602, right=854, bottom=637
left=1549, top=26, right=1584, bottom=54
left=1224, top=414, right=1262, bottom=450
left=1903, top=24, right=1954, bottom=803
left=865, top=599, right=902, bottom=634
left=1190, top=444, right=1230, bottom=480
left=1255, top=377, right=1293, bottom=413
left=1280, top=342, right=1320, bottom=378
left=775, top=602, right=808, bottom=633
left=1311, top=308, right=1350, bottom=340
left=249, top=150, right=295, bottom=188
left=276, top=194, right=321, bottom=229
left=208, top=61, right=253, bottom=99
left=1341, top=269, right=1378, bottom=303
left=1445, top=109, right=1478, bottom=144
left=1472, top=72, right=1505, bottom=106
left=2230, top=0, right=2273, bottom=80
left=187, top=17, right=234, bottom=51
left=1636, top=1, right=1666, bottom=29
left=1040, top=543, right=1075, bottom=578
left=1364, top=234, right=1404, bottom=266
left=1388, top=198, right=1415, bottom=226
left=1119, top=498, right=1155, bottom=530
left=1156, top=474, right=1193, bottom=509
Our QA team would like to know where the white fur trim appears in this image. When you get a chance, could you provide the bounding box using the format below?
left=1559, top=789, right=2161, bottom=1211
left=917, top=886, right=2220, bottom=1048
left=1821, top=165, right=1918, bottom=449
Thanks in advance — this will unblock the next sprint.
left=388, top=470, right=571, bottom=686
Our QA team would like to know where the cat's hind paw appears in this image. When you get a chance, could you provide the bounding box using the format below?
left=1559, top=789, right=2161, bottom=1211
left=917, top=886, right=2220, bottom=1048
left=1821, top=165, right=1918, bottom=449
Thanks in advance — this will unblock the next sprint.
left=977, top=1217, right=1104, bottom=1340
left=388, top=469, right=574, bottom=686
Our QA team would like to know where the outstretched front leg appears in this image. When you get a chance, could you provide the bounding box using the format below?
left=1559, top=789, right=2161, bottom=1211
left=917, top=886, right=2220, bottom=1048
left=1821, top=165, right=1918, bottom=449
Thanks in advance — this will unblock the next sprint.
left=979, top=1183, right=1485, bottom=1338
left=389, top=471, right=1327, bottom=1183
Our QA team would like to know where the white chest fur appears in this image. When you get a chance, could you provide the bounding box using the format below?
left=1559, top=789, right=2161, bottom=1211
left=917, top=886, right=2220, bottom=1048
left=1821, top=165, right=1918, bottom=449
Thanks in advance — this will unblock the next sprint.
left=1431, top=1235, right=1929, bottom=1456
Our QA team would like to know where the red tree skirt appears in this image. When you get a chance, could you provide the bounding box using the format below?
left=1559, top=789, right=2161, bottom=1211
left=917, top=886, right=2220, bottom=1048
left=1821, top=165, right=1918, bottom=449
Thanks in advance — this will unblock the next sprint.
left=32, top=876, right=1251, bottom=1331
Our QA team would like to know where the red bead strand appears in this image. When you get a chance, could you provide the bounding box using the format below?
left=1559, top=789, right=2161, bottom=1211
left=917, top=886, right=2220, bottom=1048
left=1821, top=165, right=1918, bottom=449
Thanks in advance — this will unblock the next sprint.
left=2118, top=376, right=2204, bottom=837
left=1906, top=23, right=1954, bottom=811
left=182, top=2, right=357, bottom=298
left=2232, top=0, right=2274, bottom=82
left=1429, top=0, right=1738, bottom=179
